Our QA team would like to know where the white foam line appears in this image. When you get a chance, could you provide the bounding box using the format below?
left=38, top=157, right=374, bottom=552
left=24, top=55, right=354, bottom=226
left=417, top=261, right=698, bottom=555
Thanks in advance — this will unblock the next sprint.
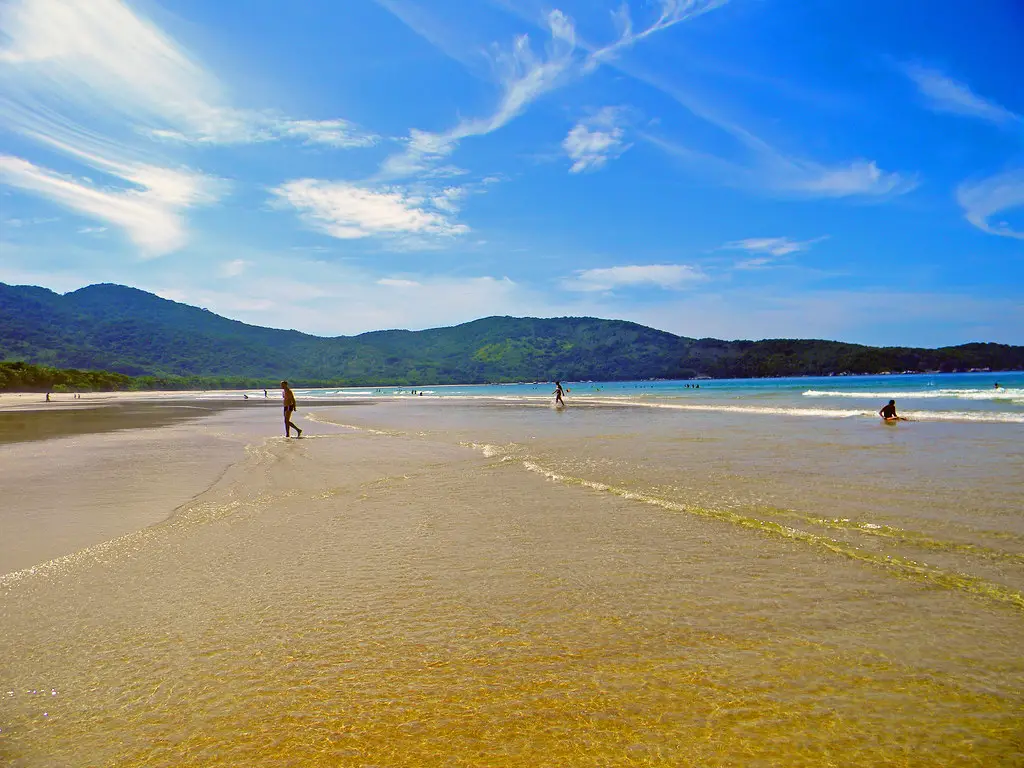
left=563, top=398, right=1024, bottom=423
left=301, top=393, right=1023, bottom=423
left=459, top=442, right=506, bottom=458
left=582, top=398, right=866, bottom=418
left=804, top=388, right=1024, bottom=403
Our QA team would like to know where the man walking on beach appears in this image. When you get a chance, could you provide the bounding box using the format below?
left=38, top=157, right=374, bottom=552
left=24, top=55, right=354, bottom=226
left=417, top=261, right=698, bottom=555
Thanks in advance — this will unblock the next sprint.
left=281, top=381, right=302, bottom=438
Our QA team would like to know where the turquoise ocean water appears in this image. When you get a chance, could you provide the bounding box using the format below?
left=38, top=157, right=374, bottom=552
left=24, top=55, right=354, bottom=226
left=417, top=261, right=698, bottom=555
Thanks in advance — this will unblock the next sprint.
left=293, top=371, right=1024, bottom=424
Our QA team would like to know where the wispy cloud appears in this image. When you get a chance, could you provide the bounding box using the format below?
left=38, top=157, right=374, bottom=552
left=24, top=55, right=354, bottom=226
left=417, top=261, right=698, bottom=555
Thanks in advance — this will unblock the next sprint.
left=724, top=235, right=827, bottom=269
left=377, top=277, right=421, bottom=288
left=904, top=64, right=1020, bottom=126
left=379, top=1, right=734, bottom=181
left=383, top=0, right=734, bottom=179
left=644, top=133, right=916, bottom=198
left=489, top=3, right=913, bottom=201
left=219, top=259, right=249, bottom=278
left=3, top=216, right=58, bottom=227
left=564, top=263, right=706, bottom=292
left=0, top=0, right=375, bottom=251
left=0, top=154, right=221, bottom=256
left=270, top=179, right=470, bottom=243
left=77, top=225, right=106, bottom=234
left=380, top=9, right=576, bottom=178
left=956, top=168, right=1024, bottom=240
left=152, top=116, right=379, bottom=148
left=585, top=0, right=730, bottom=72
left=724, top=236, right=824, bottom=257
left=0, top=0, right=377, bottom=148
left=563, top=107, right=630, bottom=172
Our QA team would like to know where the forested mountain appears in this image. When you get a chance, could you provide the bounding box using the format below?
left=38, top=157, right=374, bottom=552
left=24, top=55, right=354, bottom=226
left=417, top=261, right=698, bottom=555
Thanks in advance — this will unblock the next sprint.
left=1, top=282, right=1021, bottom=388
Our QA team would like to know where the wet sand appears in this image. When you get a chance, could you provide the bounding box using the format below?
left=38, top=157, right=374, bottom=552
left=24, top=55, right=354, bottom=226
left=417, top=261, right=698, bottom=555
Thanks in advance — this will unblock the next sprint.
left=0, top=398, right=367, bottom=571
left=2, top=400, right=1022, bottom=766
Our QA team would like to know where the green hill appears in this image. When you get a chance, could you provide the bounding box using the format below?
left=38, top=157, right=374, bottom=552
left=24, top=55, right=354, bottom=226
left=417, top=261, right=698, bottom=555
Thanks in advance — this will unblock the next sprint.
left=1, top=282, right=1021, bottom=387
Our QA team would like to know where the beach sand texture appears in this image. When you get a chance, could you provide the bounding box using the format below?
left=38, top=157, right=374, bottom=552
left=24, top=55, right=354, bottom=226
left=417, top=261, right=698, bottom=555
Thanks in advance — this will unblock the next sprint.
left=2, top=398, right=1023, bottom=766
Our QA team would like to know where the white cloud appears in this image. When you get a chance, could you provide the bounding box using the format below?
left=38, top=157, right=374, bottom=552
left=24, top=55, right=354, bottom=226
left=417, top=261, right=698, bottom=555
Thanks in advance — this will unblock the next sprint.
left=271, top=179, right=470, bottom=242
left=377, top=278, right=421, bottom=288
left=379, top=9, right=577, bottom=178
left=643, top=133, right=917, bottom=199
left=733, top=256, right=773, bottom=270
left=152, top=115, right=379, bottom=148
left=220, top=259, right=249, bottom=278
left=563, top=107, right=630, bottom=173
left=586, top=0, right=730, bottom=72
left=565, top=264, right=706, bottom=292
left=429, top=186, right=467, bottom=213
left=0, top=154, right=220, bottom=256
left=3, top=216, right=58, bottom=227
left=904, top=65, right=1020, bottom=126
left=77, top=225, right=106, bottom=234
left=0, top=0, right=375, bottom=252
left=793, top=160, right=915, bottom=198
left=378, top=1, right=734, bottom=183
left=956, top=169, right=1024, bottom=240
left=0, top=0, right=376, bottom=149
left=724, top=236, right=826, bottom=257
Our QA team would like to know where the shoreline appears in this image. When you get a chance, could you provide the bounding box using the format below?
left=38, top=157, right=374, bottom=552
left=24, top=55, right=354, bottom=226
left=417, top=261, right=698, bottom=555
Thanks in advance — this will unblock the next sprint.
left=0, top=402, right=354, bottom=572
left=0, top=392, right=374, bottom=444
left=0, top=407, right=268, bottom=574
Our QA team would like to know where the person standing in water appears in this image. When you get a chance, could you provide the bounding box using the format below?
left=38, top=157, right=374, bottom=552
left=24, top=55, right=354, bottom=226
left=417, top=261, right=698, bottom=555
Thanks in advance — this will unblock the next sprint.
left=554, top=381, right=565, bottom=407
left=879, top=399, right=904, bottom=421
left=281, top=381, right=303, bottom=437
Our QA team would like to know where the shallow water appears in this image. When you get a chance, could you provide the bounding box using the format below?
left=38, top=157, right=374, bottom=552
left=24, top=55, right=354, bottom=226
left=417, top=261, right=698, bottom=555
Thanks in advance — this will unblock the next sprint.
left=297, top=371, right=1024, bottom=423
left=2, top=399, right=1022, bottom=766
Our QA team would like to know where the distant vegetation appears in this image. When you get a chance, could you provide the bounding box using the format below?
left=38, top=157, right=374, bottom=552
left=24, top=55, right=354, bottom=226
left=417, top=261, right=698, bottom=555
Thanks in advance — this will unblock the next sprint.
left=0, top=361, right=134, bottom=392
left=1, top=282, right=1021, bottom=390
left=0, top=361, right=284, bottom=392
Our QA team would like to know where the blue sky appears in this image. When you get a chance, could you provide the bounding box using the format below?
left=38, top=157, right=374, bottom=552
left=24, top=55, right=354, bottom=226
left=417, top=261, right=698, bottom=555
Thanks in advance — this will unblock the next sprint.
left=1, top=0, right=1021, bottom=345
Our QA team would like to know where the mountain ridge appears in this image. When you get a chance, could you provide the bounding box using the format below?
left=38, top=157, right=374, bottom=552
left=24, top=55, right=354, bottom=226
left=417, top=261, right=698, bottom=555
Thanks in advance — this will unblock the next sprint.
left=2, top=282, right=1021, bottom=385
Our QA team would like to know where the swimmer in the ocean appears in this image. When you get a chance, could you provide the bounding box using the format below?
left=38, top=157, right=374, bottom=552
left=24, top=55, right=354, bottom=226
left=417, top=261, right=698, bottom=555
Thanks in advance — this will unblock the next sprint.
left=879, top=399, right=905, bottom=421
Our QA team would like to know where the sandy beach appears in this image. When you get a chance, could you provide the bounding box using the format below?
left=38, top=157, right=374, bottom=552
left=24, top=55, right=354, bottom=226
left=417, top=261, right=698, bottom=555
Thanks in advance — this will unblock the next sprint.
left=2, top=397, right=1022, bottom=766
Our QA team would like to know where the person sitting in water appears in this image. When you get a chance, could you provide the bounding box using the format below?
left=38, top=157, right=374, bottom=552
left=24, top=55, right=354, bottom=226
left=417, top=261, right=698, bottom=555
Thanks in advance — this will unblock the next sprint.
left=879, top=399, right=902, bottom=421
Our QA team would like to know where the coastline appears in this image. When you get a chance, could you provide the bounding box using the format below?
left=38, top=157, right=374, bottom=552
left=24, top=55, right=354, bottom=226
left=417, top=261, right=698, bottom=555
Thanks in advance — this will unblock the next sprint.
left=0, top=391, right=375, bottom=444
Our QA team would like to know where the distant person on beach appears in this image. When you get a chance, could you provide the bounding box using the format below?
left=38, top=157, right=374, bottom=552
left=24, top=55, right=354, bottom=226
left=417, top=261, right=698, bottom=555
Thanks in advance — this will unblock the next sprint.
left=879, top=400, right=903, bottom=421
left=45, top=392, right=50, bottom=402
left=554, top=381, right=565, bottom=407
left=281, top=381, right=303, bottom=438
left=264, top=389, right=268, bottom=398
